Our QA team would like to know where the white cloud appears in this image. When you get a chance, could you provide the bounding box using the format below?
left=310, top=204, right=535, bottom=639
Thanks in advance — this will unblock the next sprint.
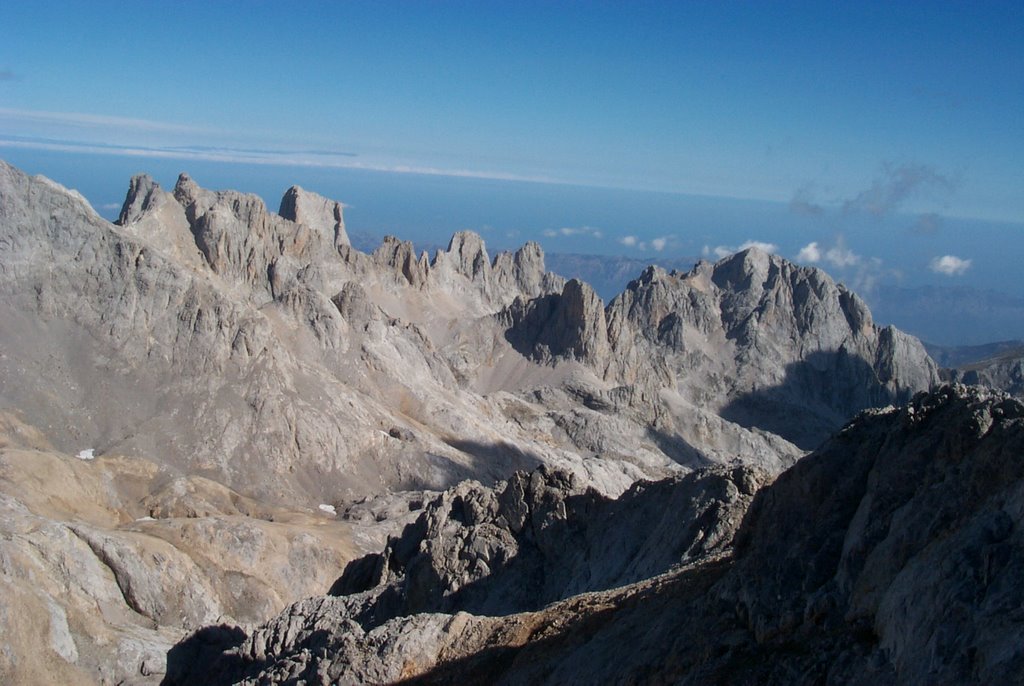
left=711, top=239, right=777, bottom=259
left=823, top=236, right=860, bottom=268
left=561, top=227, right=598, bottom=237
left=849, top=256, right=886, bottom=295
left=620, top=234, right=667, bottom=251
left=929, top=254, right=972, bottom=276
left=794, top=237, right=893, bottom=297
left=0, top=106, right=215, bottom=134
left=544, top=226, right=603, bottom=239
left=796, top=241, right=821, bottom=263
left=738, top=240, right=778, bottom=253
left=825, top=246, right=859, bottom=268
left=0, top=131, right=562, bottom=186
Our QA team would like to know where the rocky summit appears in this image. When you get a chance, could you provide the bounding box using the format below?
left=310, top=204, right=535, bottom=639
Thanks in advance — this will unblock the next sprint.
left=1, top=160, right=1011, bottom=684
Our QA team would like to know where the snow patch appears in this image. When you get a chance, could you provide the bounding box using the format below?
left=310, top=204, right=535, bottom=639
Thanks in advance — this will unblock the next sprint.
left=76, top=448, right=95, bottom=460
left=318, top=504, right=337, bottom=516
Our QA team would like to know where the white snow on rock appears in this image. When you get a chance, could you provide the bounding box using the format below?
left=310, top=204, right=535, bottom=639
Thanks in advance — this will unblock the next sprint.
left=76, top=449, right=95, bottom=460
left=318, top=504, right=337, bottom=516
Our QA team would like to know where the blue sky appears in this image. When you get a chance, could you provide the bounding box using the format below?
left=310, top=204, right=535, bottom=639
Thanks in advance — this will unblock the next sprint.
left=1, top=1, right=1023, bottom=344
left=1, top=1, right=1021, bottom=220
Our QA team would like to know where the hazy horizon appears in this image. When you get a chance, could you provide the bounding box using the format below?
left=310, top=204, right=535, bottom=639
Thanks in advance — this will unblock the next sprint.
left=4, top=147, right=1022, bottom=347
left=1, top=1, right=1021, bottom=345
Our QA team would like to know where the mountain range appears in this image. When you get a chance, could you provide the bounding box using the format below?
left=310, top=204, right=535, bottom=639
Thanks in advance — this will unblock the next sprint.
left=0, top=160, right=1019, bottom=684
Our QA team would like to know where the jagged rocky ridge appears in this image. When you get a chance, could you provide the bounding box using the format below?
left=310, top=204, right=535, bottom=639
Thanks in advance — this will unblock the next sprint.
left=504, top=251, right=937, bottom=450
left=168, top=385, right=1024, bottom=685
left=0, top=159, right=938, bottom=505
left=0, top=159, right=945, bottom=683
left=329, top=464, right=767, bottom=625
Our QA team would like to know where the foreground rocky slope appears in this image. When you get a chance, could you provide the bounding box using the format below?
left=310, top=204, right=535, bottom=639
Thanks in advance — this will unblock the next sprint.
left=170, top=385, right=1024, bottom=684
left=0, top=412, right=360, bottom=685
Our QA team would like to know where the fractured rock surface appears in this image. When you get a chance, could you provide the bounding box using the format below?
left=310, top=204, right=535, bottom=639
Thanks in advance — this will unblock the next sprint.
left=330, top=464, right=767, bottom=625
left=170, top=385, right=1024, bottom=685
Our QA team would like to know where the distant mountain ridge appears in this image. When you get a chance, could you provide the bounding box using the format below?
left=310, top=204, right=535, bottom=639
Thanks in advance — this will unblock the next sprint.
left=355, top=227, right=1024, bottom=348
left=926, top=339, right=1024, bottom=368
left=543, top=251, right=700, bottom=301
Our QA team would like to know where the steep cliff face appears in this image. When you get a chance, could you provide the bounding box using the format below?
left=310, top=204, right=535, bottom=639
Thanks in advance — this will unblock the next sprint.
left=170, top=385, right=1024, bottom=685
left=278, top=184, right=350, bottom=250
left=508, top=249, right=940, bottom=451
left=502, top=278, right=611, bottom=366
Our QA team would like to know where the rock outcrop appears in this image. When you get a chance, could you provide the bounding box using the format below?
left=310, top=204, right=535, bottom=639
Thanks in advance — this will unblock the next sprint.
left=164, top=463, right=769, bottom=685
left=502, top=279, right=611, bottom=366
left=278, top=184, right=350, bottom=250
left=329, top=464, right=766, bottom=626
left=169, top=385, right=1024, bottom=685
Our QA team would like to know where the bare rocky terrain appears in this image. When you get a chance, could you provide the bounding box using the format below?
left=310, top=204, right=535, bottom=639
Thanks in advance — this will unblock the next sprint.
left=166, top=385, right=1024, bottom=685
left=0, top=159, right=973, bottom=683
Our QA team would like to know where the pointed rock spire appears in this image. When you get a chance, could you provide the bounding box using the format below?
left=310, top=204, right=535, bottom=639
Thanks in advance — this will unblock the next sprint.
left=279, top=186, right=350, bottom=249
